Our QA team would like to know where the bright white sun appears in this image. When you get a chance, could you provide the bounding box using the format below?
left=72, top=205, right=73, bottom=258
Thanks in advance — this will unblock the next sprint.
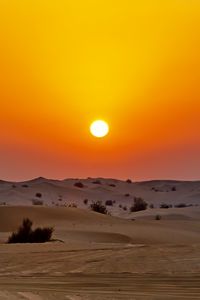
left=90, top=120, right=109, bottom=138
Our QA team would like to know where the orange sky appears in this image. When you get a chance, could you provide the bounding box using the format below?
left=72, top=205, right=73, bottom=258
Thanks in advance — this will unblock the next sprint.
left=1, top=0, right=200, bottom=181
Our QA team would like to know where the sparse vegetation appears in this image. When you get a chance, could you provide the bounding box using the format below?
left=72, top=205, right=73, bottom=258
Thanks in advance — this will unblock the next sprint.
left=109, top=183, right=116, bottom=187
left=124, top=193, right=130, bottom=197
left=35, top=192, right=42, bottom=198
left=32, top=199, right=44, bottom=206
left=92, top=180, right=102, bottom=184
left=74, top=182, right=84, bottom=188
left=7, top=218, right=53, bottom=243
left=130, top=197, right=148, bottom=212
left=150, top=204, right=154, bottom=209
left=90, top=201, right=107, bottom=214
left=155, top=214, right=161, bottom=220
left=68, top=203, right=77, bottom=208
left=123, top=206, right=127, bottom=211
left=171, top=186, right=177, bottom=191
left=83, top=199, right=88, bottom=205
left=160, top=203, right=172, bottom=209
left=174, top=203, right=187, bottom=208
left=105, top=200, right=113, bottom=206
left=22, top=184, right=28, bottom=188
left=126, top=179, right=132, bottom=184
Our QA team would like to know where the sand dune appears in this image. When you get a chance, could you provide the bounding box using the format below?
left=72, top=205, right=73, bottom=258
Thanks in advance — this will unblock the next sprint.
left=0, top=178, right=200, bottom=299
left=1, top=178, right=200, bottom=210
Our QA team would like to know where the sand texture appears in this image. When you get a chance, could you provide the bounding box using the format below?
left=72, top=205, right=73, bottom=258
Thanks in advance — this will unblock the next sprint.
left=0, top=178, right=200, bottom=299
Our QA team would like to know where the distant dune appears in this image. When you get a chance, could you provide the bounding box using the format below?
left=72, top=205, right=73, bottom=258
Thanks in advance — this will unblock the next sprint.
left=0, top=177, right=200, bottom=213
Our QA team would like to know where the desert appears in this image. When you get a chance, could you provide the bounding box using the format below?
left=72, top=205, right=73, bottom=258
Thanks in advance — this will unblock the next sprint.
left=0, top=178, right=199, bottom=299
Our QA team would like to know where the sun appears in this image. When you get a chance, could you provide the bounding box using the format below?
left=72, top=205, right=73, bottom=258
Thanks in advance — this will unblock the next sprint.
left=90, top=120, right=109, bottom=138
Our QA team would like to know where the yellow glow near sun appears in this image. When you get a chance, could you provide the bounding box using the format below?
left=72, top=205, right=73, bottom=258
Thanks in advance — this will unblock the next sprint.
left=90, top=120, right=109, bottom=138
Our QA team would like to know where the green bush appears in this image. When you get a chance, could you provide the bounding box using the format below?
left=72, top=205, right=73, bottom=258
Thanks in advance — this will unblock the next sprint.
left=7, top=218, right=53, bottom=243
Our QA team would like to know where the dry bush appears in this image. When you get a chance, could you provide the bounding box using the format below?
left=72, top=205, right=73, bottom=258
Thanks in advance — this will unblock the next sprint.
left=105, top=200, right=113, bottom=206
left=90, top=201, right=108, bottom=214
left=130, top=197, right=148, bottom=212
left=74, top=182, right=84, bottom=188
left=32, top=199, right=43, bottom=206
left=7, top=218, right=53, bottom=243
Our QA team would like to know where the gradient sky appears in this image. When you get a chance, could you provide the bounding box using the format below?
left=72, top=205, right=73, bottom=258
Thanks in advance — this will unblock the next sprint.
left=1, top=0, right=200, bottom=181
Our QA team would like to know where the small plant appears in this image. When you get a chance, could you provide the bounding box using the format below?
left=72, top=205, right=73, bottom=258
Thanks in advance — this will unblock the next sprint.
left=105, top=200, right=113, bottom=206
left=174, top=203, right=187, bottom=208
left=35, top=192, right=42, bottom=198
left=124, top=193, right=130, bottom=197
left=119, top=204, right=122, bottom=208
left=123, top=206, right=127, bottom=211
left=109, top=184, right=116, bottom=187
left=90, top=201, right=107, bottom=214
left=74, top=182, right=84, bottom=188
left=149, top=204, right=154, bottom=209
left=126, top=179, right=132, bottom=184
left=160, top=203, right=172, bottom=209
left=22, top=184, right=28, bottom=188
left=155, top=214, right=161, bottom=220
left=130, top=197, right=148, bottom=212
left=92, top=180, right=102, bottom=184
left=7, top=218, right=53, bottom=243
left=68, top=203, right=77, bottom=208
left=83, top=199, right=88, bottom=205
left=171, top=186, right=177, bottom=191
left=32, top=199, right=44, bottom=206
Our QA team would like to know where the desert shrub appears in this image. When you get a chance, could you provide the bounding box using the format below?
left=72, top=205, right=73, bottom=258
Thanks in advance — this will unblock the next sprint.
left=90, top=201, right=107, bottom=214
left=35, top=192, right=42, bottom=198
left=119, top=204, right=122, bottom=208
left=83, top=199, right=88, bottom=205
left=105, top=200, right=113, bottom=206
left=109, top=184, right=116, bottom=187
left=155, top=214, right=161, bottom=220
left=123, top=206, right=127, bottom=211
left=92, top=180, right=102, bottom=184
left=74, top=182, right=84, bottom=188
left=124, top=193, right=130, bottom=197
left=12, top=184, right=16, bottom=188
left=126, top=179, right=132, bottom=184
left=130, top=197, right=148, bottom=212
left=171, top=186, right=177, bottom=191
left=32, top=199, right=43, bottom=206
left=149, top=204, right=154, bottom=209
left=174, top=203, right=187, bottom=208
left=0, top=202, right=6, bottom=206
left=160, top=203, right=172, bottom=209
left=7, top=218, right=54, bottom=243
left=22, top=184, right=28, bottom=188
left=68, top=203, right=77, bottom=208
left=30, top=227, right=53, bottom=243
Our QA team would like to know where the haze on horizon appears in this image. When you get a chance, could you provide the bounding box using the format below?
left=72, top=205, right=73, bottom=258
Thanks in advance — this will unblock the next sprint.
left=1, top=0, right=200, bottom=182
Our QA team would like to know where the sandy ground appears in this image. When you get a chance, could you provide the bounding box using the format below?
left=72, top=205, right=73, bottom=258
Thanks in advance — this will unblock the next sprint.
left=0, top=206, right=200, bottom=299
left=1, top=177, right=200, bottom=211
